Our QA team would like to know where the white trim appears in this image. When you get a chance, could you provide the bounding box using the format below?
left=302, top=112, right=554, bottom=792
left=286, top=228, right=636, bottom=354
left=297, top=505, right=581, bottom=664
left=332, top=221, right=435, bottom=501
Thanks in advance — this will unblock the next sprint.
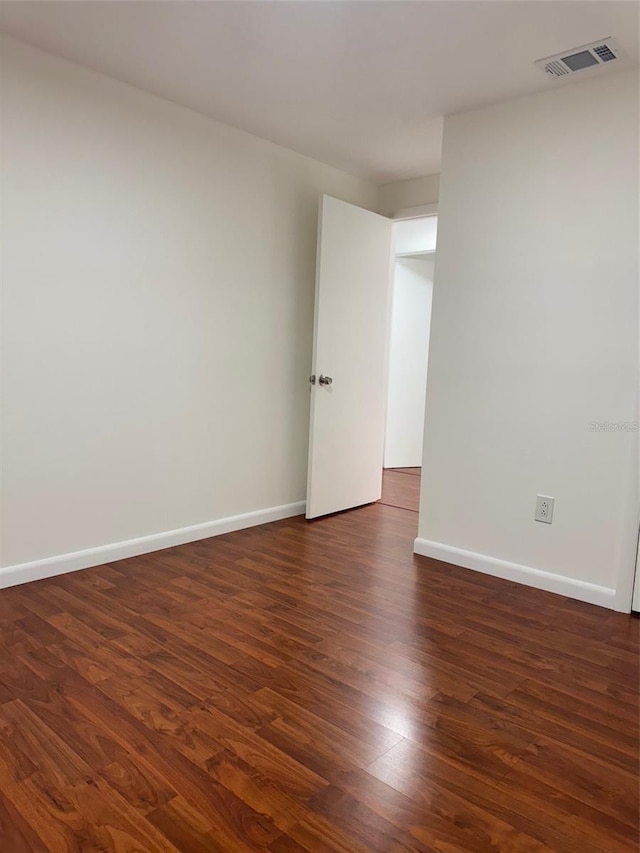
left=413, top=537, right=618, bottom=611
left=395, top=250, right=436, bottom=259
left=0, top=501, right=306, bottom=590
left=393, top=203, right=438, bottom=220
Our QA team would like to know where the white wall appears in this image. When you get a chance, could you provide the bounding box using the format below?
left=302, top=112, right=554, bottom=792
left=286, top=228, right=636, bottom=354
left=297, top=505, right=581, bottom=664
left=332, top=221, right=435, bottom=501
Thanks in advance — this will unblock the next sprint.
left=378, top=174, right=439, bottom=217
left=633, top=534, right=640, bottom=612
left=0, top=37, right=378, bottom=579
left=394, top=217, right=438, bottom=257
left=417, top=69, right=639, bottom=611
left=385, top=258, right=434, bottom=469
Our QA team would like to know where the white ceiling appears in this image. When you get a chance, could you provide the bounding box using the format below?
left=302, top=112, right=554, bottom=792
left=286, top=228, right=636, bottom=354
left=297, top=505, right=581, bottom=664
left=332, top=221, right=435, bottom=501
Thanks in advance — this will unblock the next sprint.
left=1, top=1, right=637, bottom=183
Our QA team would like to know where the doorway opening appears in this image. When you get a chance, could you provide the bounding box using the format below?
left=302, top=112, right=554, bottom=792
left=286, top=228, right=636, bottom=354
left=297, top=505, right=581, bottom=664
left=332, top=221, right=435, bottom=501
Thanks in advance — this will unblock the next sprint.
left=380, top=215, right=437, bottom=515
left=306, top=196, right=436, bottom=522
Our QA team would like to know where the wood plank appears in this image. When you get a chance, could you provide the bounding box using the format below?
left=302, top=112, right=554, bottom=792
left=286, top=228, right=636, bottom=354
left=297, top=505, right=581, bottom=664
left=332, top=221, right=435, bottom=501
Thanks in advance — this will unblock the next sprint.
left=379, top=469, right=421, bottom=512
left=0, top=475, right=637, bottom=851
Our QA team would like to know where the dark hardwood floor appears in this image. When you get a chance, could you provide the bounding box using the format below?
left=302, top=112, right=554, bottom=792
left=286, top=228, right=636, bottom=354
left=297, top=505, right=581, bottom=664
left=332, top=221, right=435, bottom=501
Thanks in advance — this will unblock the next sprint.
left=0, top=475, right=638, bottom=851
left=380, top=468, right=421, bottom=512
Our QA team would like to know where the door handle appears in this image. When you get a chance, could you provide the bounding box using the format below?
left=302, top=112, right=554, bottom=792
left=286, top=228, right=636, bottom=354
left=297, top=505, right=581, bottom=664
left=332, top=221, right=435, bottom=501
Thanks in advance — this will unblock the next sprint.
left=319, top=375, right=333, bottom=386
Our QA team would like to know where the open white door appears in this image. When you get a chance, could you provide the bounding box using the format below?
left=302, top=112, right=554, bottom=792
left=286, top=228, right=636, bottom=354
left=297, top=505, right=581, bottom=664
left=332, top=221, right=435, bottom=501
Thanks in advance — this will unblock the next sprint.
left=306, top=195, right=393, bottom=519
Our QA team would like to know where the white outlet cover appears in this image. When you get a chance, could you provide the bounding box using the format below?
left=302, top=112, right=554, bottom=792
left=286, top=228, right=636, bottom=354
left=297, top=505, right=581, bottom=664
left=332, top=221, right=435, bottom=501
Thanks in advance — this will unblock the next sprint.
left=535, top=495, right=554, bottom=524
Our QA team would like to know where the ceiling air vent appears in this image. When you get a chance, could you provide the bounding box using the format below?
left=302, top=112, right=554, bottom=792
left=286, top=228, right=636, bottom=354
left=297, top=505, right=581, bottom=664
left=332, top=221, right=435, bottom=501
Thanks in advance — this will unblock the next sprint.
left=535, top=38, right=621, bottom=79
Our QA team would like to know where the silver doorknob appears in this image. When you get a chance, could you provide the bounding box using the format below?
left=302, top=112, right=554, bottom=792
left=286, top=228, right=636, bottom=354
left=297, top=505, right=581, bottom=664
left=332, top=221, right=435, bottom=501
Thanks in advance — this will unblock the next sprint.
left=319, top=375, right=333, bottom=386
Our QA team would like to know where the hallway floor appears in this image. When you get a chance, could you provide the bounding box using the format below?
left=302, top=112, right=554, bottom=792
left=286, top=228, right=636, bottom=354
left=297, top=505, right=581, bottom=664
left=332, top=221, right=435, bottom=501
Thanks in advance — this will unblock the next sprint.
left=0, top=494, right=637, bottom=851
left=380, top=467, right=421, bottom=513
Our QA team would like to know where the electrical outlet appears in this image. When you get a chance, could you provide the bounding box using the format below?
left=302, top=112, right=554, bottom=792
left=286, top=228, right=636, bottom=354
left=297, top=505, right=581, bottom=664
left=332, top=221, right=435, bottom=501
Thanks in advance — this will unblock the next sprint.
left=535, top=495, right=554, bottom=524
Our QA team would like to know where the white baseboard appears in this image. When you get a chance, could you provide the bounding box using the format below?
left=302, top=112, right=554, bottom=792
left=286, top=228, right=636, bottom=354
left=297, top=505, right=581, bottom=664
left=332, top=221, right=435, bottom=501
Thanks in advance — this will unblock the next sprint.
left=413, top=537, right=617, bottom=611
left=0, top=501, right=306, bottom=590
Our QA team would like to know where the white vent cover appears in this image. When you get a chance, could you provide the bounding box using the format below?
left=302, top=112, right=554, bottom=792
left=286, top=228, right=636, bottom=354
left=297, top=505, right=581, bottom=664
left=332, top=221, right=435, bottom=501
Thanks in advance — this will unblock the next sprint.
left=535, top=38, right=621, bottom=79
